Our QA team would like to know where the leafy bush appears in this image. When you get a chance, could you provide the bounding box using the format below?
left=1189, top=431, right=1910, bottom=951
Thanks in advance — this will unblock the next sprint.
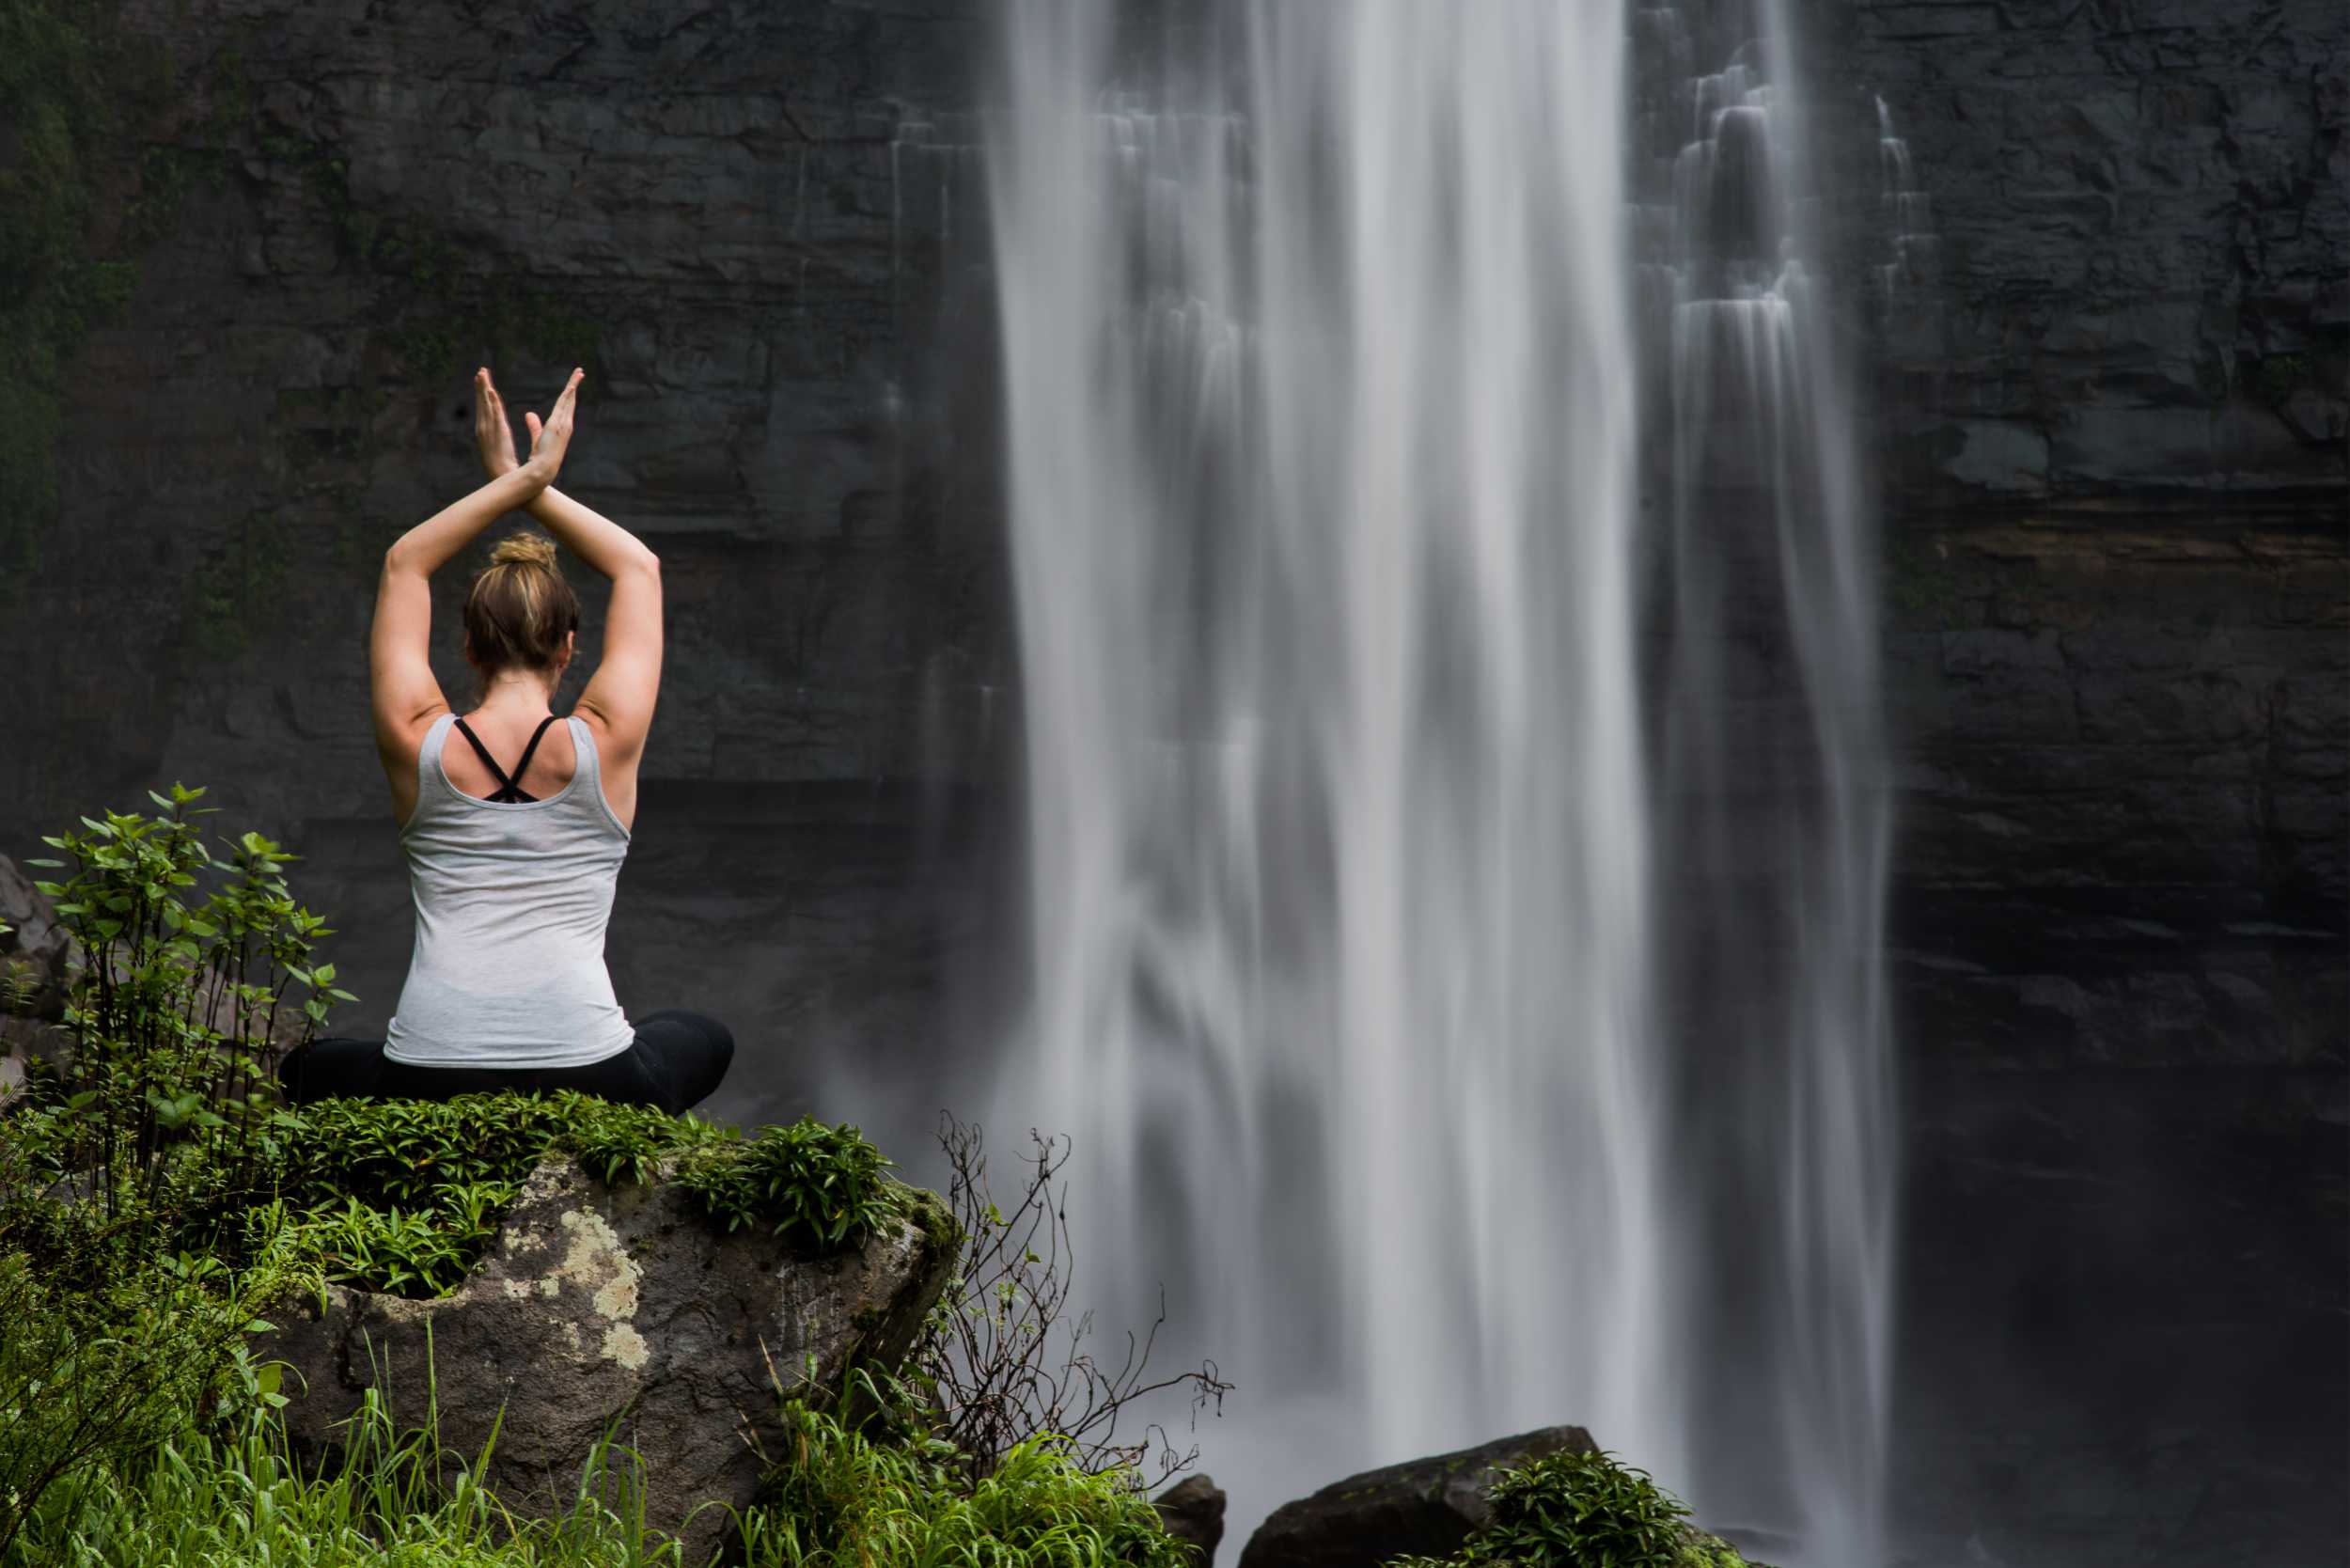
left=742, top=1371, right=1194, bottom=1568
left=10, top=785, right=344, bottom=1249
left=0, top=1246, right=298, bottom=1558
left=671, top=1118, right=899, bottom=1251
left=1385, top=1448, right=1771, bottom=1568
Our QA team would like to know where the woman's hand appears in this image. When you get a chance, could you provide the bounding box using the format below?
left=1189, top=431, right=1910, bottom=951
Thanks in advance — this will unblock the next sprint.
left=520, top=368, right=586, bottom=487
left=472, top=367, right=521, bottom=479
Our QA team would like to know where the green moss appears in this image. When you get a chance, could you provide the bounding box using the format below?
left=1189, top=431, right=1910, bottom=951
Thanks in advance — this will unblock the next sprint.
left=2253, top=352, right=2313, bottom=408
left=894, top=1182, right=963, bottom=1262
left=247, top=122, right=602, bottom=380
left=181, top=508, right=290, bottom=661
left=0, top=0, right=226, bottom=598
left=1886, top=531, right=1966, bottom=622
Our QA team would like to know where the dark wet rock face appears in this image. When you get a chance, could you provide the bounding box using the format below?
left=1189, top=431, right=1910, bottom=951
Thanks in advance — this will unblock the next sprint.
left=1804, top=0, right=2349, bottom=1066
left=262, top=1158, right=957, bottom=1562
left=1237, top=1426, right=1598, bottom=1568
left=1154, top=1473, right=1230, bottom=1564
left=4, top=0, right=1004, bottom=843
left=5, top=0, right=2338, bottom=1074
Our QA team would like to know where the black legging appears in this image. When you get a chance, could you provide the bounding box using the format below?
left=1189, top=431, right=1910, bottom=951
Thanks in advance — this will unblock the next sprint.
left=278, top=1009, right=734, bottom=1117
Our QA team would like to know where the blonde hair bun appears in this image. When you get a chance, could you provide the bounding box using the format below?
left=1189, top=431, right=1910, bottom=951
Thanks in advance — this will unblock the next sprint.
left=490, top=530, right=559, bottom=570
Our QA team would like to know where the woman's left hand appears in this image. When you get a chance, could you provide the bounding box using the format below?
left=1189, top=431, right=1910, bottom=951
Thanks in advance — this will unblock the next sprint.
left=520, top=368, right=585, bottom=488
left=473, top=367, right=521, bottom=478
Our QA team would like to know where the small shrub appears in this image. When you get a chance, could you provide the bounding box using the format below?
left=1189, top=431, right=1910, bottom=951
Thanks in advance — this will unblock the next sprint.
left=10, top=785, right=346, bottom=1248
left=1474, top=1450, right=1693, bottom=1567
left=742, top=1371, right=1194, bottom=1568
left=1385, top=1448, right=1772, bottom=1568
left=0, top=1246, right=296, bottom=1559
left=672, top=1118, right=900, bottom=1252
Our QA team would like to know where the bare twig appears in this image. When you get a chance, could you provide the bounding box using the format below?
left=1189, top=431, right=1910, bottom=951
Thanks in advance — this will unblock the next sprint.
left=913, top=1113, right=1230, bottom=1484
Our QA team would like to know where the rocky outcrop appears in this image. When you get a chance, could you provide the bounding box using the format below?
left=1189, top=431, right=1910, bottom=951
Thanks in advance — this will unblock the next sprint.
left=1813, top=0, right=2345, bottom=508
left=1154, top=1473, right=1230, bottom=1564
left=0, top=855, right=70, bottom=1022
left=1806, top=0, right=2349, bottom=1065
left=1237, top=1426, right=1597, bottom=1568
left=263, top=1157, right=957, bottom=1562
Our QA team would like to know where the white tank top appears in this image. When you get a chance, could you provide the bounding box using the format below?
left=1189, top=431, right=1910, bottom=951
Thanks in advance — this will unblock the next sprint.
left=383, top=713, right=635, bottom=1069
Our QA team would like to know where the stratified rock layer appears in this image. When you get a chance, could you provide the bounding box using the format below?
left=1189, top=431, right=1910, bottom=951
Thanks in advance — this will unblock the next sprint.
left=264, top=1157, right=956, bottom=1561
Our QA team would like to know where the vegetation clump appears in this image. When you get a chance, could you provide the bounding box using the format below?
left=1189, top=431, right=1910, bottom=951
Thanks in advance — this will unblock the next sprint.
left=1386, top=1448, right=1773, bottom=1568
left=3, top=786, right=901, bottom=1300
left=744, top=1369, right=1197, bottom=1568
left=0, top=783, right=1213, bottom=1566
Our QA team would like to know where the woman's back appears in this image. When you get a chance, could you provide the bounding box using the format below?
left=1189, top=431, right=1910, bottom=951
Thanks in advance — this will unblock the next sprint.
left=384, top=713, right=634, bottom=1069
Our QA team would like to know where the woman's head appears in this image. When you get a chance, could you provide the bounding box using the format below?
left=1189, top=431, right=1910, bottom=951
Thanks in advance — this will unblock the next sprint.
left=463, top=530, right=579, bottom=692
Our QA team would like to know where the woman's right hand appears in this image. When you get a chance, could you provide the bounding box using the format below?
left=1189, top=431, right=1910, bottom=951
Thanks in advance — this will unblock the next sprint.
left=473, top=368, right=522, bottom=479
left=520, top=368, right=586, bottom=488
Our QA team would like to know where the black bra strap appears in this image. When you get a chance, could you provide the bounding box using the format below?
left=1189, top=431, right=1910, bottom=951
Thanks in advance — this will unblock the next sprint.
left=506, top=715, right=560, bottom=794
left=450, top=714, right=558, bottom=804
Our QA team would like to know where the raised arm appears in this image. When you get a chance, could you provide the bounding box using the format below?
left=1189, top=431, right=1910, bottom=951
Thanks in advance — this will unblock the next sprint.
left=372, top=368, right=582, bottom=816
left=472, top=368, right=664, bottom=791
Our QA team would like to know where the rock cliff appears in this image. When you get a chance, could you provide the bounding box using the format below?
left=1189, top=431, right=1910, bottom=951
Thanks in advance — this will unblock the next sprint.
left=3, top=0, right=2341, bottom=1066
left=1816, top=0, right=2347, bottom=1062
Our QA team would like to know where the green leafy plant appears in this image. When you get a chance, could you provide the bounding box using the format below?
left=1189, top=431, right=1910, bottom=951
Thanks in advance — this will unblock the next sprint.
left=280, top=1095, right=887, bottom=1295
left=740, top=1367, right=1195, bottom=1568
left=11, top=785, right=346, bottom=1253
left=1473, top=1450, right=1693, bottom=1567
left=181, top=1093, right=891, bottom=1299
left=292, top=1191, right=514, bottom=1299
left=672, top=1118, right=900, bottom=1252
left=0, top=1242, right=298, bottom=1558
left=0, top=1343, right=684, bottom=1567
left=1385, top=1448, right=1771, bottom=1568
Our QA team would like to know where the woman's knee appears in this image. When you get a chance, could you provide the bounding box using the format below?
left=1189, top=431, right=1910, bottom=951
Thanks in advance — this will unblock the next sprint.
left=634, top=1009, right=733, bottom=1111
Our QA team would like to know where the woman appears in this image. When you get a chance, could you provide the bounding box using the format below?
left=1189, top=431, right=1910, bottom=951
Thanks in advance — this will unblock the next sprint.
left=281, top=367, right=731, bottom=1115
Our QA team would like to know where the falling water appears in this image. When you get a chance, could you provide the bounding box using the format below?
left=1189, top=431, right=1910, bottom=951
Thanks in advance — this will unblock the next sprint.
left=985, top=2, right=1893, bottom=1560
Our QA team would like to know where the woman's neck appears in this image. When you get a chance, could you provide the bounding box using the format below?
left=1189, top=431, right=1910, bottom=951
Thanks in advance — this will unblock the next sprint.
left=470, top=670, right=558, bottom=719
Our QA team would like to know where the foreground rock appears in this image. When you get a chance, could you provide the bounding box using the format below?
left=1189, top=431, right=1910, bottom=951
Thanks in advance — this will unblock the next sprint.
left=0, top=855, right=70, bottom=1021
left=264, top=1158, right=957, bottom=1562
left=1154, top=1473, right=1229, bottom=1563
left=1238, top=1426, right=1597, bottom=1568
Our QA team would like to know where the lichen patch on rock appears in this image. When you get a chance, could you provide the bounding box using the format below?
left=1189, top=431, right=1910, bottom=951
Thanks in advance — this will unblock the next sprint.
left=555, top=1206, right=642, bottom=1322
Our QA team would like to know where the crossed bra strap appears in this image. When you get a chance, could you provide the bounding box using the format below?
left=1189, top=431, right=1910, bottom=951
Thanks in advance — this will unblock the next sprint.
left=450, top=714, right=560, bottom=803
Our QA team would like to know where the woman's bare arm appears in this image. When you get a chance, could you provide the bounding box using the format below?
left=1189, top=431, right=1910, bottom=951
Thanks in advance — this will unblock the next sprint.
left=371, top=467, right=544, bottom=750
left=529, top=485, right=663, bottom=766
left=373, top=369, right=581, bottom=817
left=472, top=368, right=664, bottom=793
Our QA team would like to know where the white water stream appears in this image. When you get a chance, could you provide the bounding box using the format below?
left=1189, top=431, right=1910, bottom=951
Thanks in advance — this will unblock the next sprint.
left=985, top=3, right=1894, bottom=1560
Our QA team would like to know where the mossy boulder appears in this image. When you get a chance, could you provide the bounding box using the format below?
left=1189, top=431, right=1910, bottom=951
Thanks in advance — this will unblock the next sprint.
left=261, top=1156, right=957, bottom=1561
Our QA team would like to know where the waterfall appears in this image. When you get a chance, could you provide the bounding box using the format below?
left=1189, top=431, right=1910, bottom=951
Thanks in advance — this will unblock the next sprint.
left=985, top=2, right=1893, bottom=1560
